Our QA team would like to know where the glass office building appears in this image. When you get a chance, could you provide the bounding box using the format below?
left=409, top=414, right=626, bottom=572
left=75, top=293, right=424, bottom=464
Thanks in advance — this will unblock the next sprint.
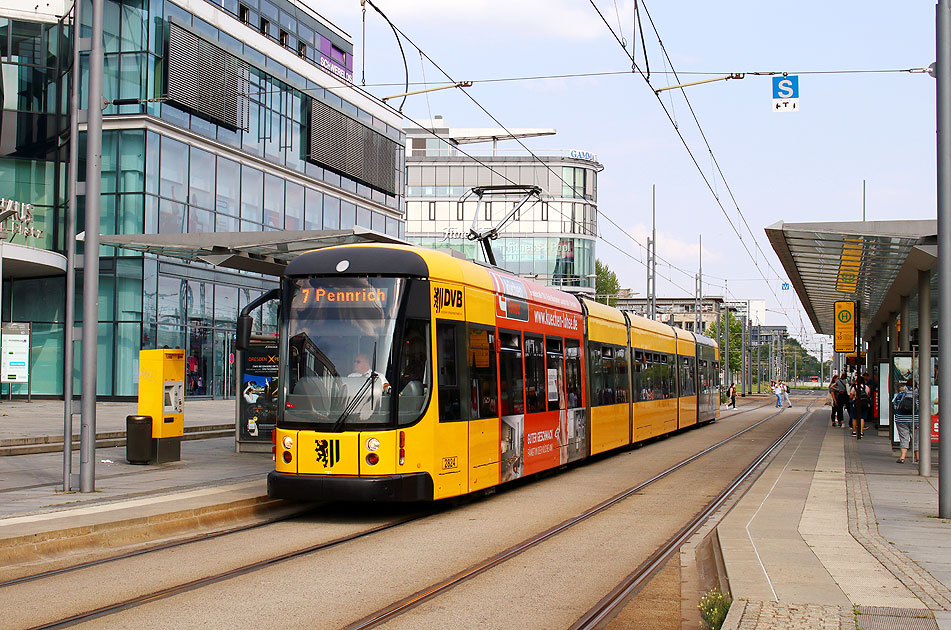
left=404, top=119, right=598, bottom=294
left=0, top=0, right=404, bottom=398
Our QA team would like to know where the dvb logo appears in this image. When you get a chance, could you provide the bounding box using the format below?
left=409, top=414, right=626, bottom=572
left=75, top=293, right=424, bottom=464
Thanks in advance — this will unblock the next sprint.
left=433, top=287, right=463, bottom=313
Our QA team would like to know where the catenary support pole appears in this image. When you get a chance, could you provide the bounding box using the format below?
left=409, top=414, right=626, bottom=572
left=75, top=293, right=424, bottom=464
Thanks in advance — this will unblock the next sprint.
left=919, top=269, right=933, bottom=477
left=724, top=308, right=730, bottom=388
left=80, top=0, right=103, bottom=493
left=64, top=0, right=81, bottom=492
left=937, top=0, right=950, bottom=517
left=740, top=315, right=746, bottom=397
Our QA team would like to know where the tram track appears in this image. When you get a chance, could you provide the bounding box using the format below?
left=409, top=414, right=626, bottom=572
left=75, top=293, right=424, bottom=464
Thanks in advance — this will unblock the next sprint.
left=5, top=399, right=777, bottom=590
left=343, top=397, right=815, bottom=630
left=11, top=397, right=797, bottom=629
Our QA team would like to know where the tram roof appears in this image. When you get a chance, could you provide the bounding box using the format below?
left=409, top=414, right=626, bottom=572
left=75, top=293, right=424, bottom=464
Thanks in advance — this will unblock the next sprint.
left=93, top=228, right=407, bottom=276
left=764, top=219, right=937, bottom=339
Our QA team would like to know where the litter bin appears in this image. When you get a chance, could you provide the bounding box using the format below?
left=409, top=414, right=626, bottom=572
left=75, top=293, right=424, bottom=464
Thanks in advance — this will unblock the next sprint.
left=126, top=415, right=153, bottom=464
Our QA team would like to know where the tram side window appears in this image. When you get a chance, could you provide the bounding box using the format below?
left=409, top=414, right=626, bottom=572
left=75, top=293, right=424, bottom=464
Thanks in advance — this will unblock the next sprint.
left=565, top=339, right=581, bottom=408
left=588, top=342, right=603, bottom=407
left=658, top=353, right=672, bottom=399
left=499, top=331, right=524, bottom=416
left=436, top=322, right=463, bottom=421
left=615, top=346, right=629, bottom=403
left=546, top=337, right=564, bottom=412
left=468, top=325, right=498, bottom=419
left=525, top=335, right=546, bottom=413
left=397, top=318, right=430, bottom=425
left=679, top=357, right=695, bottom=397
left=633, top=350, right=644, bottom=402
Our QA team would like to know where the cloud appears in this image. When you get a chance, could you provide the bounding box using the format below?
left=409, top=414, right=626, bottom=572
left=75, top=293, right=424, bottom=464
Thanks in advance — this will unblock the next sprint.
left=625, top=223, right=722, bottom=265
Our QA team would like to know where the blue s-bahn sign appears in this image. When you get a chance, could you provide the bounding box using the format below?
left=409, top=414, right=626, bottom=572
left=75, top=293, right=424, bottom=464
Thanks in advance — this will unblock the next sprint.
left=772, top=75, right=799, bottom=113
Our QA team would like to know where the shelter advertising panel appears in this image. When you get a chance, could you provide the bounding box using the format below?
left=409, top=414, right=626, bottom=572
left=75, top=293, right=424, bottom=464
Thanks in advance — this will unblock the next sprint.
left=238, top=340, right=279, bottom=442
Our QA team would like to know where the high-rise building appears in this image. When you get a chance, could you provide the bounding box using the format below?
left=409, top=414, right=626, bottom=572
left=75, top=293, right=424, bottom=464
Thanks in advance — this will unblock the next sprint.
left=0, top=0, right=404, bottom=398
left=404, top=117, right=598, bottom=295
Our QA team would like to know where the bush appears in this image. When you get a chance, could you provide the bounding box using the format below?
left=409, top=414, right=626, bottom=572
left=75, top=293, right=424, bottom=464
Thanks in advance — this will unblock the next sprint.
left=698, top=588, right=732, bottom=630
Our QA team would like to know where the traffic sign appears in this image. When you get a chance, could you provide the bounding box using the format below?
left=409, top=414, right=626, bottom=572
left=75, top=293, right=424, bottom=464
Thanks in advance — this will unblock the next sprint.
left=834, top=301, right=855, bottom=353
left=772, top=75, right=799, bottom=113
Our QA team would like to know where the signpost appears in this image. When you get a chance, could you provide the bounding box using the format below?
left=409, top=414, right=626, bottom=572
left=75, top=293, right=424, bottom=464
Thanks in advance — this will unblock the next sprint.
left=772, top=75, right=800, bottom=112
left=834, top=301, right=856, bottom=353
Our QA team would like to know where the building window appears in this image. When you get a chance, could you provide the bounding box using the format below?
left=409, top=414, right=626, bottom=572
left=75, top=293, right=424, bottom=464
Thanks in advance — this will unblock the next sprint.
left=456, top=201, right=464, bottom=221
left=484, top=201, right=492, bottom=222
left=259, top=17, right=269, bottom=37
left=428, top=201, right=436, bottom=221
left=297, top=41, right=306, bottom=58
left=279, top=29, right=288, bottom=47
left=541, top=202, right=548, bottom=221
left=239, top=5, right=250, bottom=24
left=330, top=45, right=346, bottom=64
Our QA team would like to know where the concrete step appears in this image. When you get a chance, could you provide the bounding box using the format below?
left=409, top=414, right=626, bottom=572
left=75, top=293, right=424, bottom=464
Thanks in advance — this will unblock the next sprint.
left=0, top=424, right=235, bottom=456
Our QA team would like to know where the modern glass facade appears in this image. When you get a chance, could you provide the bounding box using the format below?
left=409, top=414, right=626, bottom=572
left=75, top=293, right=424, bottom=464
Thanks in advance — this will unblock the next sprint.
left=405, top=134, right=598, bottom=292
left=0, top=0, right=404, bottom=398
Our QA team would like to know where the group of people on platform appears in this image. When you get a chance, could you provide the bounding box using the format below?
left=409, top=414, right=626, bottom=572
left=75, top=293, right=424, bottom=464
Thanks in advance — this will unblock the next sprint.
left=724, top=379, right=792, bottom=409
left=828, top=371, right=876, bottom=441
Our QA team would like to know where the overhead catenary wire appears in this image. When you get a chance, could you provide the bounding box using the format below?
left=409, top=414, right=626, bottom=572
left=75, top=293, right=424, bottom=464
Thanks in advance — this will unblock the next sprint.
left=588, top=0, right=810, bottom=339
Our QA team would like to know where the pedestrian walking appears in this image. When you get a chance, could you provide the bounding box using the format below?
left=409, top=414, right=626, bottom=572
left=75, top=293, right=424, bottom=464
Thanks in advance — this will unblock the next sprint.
left=728, top=383, right=736, bottom=408
left=772, top=380, right=783, bottom=408
left=893, top=378, right=917, bottom=463
left=831, top=374, right=848, bottom=427
left=851, top=375, right=870, bottom=439
left=781, top=381, right=792, bottom=408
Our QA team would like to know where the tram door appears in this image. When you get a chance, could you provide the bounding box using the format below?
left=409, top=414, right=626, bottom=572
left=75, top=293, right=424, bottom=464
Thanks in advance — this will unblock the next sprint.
left=434, top=320, right=469, bottom=498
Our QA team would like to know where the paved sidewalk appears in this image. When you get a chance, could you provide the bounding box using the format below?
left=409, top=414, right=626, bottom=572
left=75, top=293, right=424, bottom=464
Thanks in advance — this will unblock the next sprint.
left=719, top=409, right=951, bottom=630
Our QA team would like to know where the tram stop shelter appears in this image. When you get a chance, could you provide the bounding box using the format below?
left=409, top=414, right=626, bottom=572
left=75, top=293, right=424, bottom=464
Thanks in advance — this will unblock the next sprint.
left=97, top=227, right=407, bottom=453
left=765, top=219, right=943, bottom=484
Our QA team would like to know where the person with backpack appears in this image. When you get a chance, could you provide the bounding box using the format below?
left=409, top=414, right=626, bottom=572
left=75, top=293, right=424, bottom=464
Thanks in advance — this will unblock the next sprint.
left=851, top=375, right=871, bottom=439
left=893, top=377, right=917, bottom=463
left=781, top=381, right=792, bottom=408
left=830, top=374, right=848, bottom=427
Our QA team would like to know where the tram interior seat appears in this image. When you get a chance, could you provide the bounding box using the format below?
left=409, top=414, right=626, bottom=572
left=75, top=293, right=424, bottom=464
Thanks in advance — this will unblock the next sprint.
left=289, top=376, right=344, bottom=419
left=398, top=380, right=426, bottom=422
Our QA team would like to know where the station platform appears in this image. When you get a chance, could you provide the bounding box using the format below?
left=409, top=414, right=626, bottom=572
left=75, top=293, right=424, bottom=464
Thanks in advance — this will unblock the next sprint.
left=718, top=402, right=951, bottom=630
left=0, top=399, right=278, bottom=572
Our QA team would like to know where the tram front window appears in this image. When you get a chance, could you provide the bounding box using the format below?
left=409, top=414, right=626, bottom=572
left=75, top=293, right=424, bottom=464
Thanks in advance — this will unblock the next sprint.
left=282, top=277, right=430, bottom=429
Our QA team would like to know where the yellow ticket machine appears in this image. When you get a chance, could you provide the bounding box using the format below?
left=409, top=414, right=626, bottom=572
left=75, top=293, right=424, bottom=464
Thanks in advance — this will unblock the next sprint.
left=138, top=349, right=185, bottom=463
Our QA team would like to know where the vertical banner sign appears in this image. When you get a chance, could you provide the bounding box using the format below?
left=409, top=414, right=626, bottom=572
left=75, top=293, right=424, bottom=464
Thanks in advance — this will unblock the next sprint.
left=1, top=323, right=30, bottom=384
left=834, top=302, right=856, bottom=353
left=772, top=75, right=799, bottom=112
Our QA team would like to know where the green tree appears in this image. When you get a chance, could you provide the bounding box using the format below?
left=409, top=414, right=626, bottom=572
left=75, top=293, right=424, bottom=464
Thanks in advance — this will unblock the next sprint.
left=705, top=315, right=743, bottom=379
left=595, top=259, right=620, bottom=306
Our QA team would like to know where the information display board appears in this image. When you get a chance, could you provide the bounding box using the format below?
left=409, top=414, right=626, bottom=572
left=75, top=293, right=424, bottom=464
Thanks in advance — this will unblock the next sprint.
left=238, top=339, right=279, bottom=443
left=1, top=323, right=30, bottom=384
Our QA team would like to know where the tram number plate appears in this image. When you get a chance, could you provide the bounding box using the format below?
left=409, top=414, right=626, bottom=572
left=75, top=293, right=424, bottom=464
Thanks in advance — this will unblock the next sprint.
left=442, top=456, right=458, bottom=470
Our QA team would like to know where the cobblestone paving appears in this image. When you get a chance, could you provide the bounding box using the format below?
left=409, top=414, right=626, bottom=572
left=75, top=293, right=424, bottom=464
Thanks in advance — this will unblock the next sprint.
left=729, top=600, right=856, bottom=630
left=845, top=438, right=951, bottom=611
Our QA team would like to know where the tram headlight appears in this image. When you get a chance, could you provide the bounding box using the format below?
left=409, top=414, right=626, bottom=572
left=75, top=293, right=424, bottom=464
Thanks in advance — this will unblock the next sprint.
left=282, top=436, right=294, bottom=450
left=365, top=437, right=380, bottom=452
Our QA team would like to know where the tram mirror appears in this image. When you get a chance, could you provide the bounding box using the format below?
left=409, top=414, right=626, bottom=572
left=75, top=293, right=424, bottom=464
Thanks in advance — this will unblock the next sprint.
left=236, top=315, right=253, bottom=351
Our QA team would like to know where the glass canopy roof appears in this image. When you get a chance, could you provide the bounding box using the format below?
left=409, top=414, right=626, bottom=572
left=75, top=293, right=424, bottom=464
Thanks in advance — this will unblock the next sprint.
left=765, top=220, right=936, bottom=338
left=94, top=228, right=406, bottom=277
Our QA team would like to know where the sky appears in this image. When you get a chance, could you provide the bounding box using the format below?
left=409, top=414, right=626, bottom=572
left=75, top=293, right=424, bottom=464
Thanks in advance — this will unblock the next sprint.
left=307, top=0, right=938, bottom=358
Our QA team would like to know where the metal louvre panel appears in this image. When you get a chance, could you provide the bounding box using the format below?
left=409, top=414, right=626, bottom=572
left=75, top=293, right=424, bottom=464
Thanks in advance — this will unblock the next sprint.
left=309, top=98, right=397, bottom=195
left=167, top=23, right=246, bottom=130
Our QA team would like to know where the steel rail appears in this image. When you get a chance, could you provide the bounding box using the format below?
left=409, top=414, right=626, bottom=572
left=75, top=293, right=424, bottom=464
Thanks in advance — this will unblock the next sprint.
left=22, top=513, right=429, bottom=630
left=343, top=399, right=810, bottom=630
left=0, top=502, right=313, bottom=588
left=571, top=399, right=817, bottom=629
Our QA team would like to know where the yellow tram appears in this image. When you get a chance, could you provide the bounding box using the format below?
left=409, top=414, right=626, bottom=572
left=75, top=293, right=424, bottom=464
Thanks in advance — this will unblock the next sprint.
left=239, top=243, right=719, bottom=502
